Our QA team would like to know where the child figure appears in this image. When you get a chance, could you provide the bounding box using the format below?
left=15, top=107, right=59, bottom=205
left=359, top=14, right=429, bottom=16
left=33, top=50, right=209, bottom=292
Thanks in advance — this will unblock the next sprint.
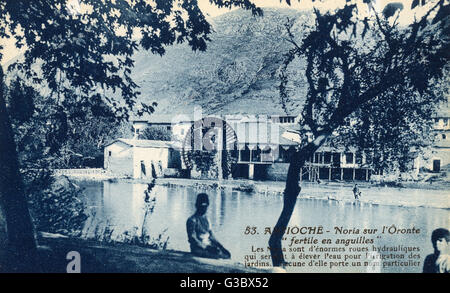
left=423, top=228, right=450, bottom=273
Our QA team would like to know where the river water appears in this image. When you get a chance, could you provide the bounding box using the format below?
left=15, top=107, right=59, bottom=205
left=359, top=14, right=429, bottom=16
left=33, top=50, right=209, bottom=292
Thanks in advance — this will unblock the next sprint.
left=77, top=180, right=449, bottom=273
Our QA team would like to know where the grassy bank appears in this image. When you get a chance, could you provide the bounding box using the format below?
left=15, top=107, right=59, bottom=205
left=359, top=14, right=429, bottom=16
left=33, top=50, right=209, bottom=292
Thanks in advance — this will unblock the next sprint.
left=1, top=232, right=270, bottom=273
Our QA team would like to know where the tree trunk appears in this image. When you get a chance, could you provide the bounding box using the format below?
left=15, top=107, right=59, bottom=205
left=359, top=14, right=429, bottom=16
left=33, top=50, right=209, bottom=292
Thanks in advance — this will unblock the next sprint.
left=0, top=66, right=38, bottom=272
left=268, top=141, right=323, bottom=267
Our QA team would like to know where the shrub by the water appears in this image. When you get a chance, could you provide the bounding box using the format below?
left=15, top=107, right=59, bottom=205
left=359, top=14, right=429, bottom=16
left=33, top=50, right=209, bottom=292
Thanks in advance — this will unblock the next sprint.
left=24, top=170, right=88, bottom=237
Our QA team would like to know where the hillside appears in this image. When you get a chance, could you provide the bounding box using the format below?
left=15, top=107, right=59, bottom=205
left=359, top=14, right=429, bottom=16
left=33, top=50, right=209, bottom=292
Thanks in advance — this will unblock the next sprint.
left=131, top=8, right=311, bottom=116
left=3, top=8, right=312, bottom=116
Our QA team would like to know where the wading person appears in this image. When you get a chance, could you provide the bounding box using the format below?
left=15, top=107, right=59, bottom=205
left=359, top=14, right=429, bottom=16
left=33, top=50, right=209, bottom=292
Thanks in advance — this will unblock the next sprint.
left=423, top=228, right=450, bottom=273
left=186, top=193, right=231, bottom=259
left=352, top=184, right=361, bottom=200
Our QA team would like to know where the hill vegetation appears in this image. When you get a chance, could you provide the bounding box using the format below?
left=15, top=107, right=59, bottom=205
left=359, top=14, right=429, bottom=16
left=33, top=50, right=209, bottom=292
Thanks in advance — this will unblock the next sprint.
left=131, top=8, right=311, bottom=115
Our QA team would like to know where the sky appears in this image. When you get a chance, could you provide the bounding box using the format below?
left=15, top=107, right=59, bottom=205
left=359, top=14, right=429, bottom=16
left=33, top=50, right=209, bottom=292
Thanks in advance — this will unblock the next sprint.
left=0, top=0, right=438, bottom=65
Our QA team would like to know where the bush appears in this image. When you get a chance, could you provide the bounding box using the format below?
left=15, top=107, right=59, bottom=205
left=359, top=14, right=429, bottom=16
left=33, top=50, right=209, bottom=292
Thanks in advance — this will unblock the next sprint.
left=24, top=171, right=88, bottom=237
left=139, top=126, right=172, bottom=141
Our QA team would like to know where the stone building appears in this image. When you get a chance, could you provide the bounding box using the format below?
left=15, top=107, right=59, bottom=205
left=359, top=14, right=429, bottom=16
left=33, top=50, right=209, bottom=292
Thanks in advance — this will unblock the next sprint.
left=104, top=139, right=181, bottom=178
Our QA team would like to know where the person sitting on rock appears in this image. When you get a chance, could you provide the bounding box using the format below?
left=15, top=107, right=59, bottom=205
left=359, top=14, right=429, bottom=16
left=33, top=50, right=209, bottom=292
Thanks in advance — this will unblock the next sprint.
left=186, top=193, right=231, bottom=259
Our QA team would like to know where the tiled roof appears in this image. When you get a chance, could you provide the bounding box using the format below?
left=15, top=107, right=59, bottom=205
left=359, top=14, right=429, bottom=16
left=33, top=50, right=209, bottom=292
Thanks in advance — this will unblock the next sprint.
left=130, top=114, right=194, bottom=124
left=106, top=139, right=173, bottom=148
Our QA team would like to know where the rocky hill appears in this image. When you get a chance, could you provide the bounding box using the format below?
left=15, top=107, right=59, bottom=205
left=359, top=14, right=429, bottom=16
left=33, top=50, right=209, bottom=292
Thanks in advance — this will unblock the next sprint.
left=131, top=8, right=311, bottom=116
left=3, top=8, right=312, bottom=116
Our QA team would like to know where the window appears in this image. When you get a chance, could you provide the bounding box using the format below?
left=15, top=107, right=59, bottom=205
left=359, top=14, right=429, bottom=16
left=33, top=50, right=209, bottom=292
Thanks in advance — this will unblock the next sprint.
left=324, top=152, right=331, bottom=164
left=345, top=153, right=354, bottom=164
left=108, top=151, right=112, bottom=157
left=240, top=145, right=250, bottom=162
left=332, top=153, right=341, bottom=167
left=167, top=126, right=171, bottom=131
left=180, top=128, right=185, bottom=135
left=433, top=159, right=441, bottom=172
left=314, top=153, right=321, bottom=163
left=252, top=148, right=261, bottom=162
left=356, top=153, right=362, bottom=164
left=443, top=134, right=447, bottom=140
left=261, top=147, right=273, bottom=162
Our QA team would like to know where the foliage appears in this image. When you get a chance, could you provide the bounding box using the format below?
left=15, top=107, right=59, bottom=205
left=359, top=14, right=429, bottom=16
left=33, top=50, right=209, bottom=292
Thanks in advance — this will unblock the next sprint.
left=332, top=79, right=447, bottom=173
left=5, top=78, right=50, bottom=169
left=0, top=1, right=260, bottom=267
left=5, top=77, right=132, bottom=169
left=0, top=0, right=261, bottom=120
left=6, top=77, right=35, bottom=124
left=183, top=122, right=220, bottom=177
left=268, top=0, right=450, bottom=267
left=139, top=125, right=172, bottom=141
left=279, top=1, right=449, bottom=172
left=190, top=150, right=218, bottom=178
left=140, top=180, right=169, bottom=250
left=55, top=97, right=134, bottom=168
left=0, top=0, right=263, bottom=169
left=24, top=172, right=88, bottom=237
left=129, top=8, right=310, bottom=115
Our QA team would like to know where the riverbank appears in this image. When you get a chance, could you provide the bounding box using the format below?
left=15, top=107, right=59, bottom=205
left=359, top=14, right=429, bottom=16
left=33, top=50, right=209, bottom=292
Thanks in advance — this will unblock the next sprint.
left=0, top=232, right=272, bottom=273
left=53, top=168, right=449, bottom=209
left=83, top=177, right=449, bottom=210
left=66, top=173, right=450, bottom=209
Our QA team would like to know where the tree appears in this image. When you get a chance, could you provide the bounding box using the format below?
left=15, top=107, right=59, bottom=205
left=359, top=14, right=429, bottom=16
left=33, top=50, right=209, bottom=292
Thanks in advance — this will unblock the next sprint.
left=139, top=125, right=172, bottom=141
left=0, top=0, right=261, bottom=271
left=269, top=1, right=449, bottom=266
left=0, top=0, right=448, bottom=272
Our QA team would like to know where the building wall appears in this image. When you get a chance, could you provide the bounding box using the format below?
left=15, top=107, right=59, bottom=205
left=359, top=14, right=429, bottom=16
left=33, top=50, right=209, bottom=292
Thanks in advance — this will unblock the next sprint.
left=172, top=123, right=191, bottom=143
left=104, top=142, right=134, bottom=177
left=421, top=147, right=450, bottom=171
left=425, top=113, right=450, bottom=172
left=133, top=147, right=170, bottom=178
left=105, top=142, right=182, bottom=178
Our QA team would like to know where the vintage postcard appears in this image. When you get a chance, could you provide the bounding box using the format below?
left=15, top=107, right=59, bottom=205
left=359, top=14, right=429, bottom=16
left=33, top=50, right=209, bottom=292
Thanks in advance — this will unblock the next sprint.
left=0, top=0, right=448, bottom=278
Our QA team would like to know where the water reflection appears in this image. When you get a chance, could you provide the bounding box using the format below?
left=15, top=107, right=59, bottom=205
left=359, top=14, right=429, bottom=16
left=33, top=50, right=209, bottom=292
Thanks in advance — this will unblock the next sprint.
left=78, top=180, right=449, bottom=272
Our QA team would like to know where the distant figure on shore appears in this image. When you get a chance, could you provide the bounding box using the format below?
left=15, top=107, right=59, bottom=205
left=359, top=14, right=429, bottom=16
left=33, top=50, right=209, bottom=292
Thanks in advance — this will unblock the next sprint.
left=151, top=161, right=157, bottom=178
left=158, top=160, right=163, bottom=177
left=423, top=228, right=450, bottom=273
left=186, top=193, right=231, bottom=259
left=140, top=161, right=146, bottom=178
left=352, top=184, right=361, bottom=200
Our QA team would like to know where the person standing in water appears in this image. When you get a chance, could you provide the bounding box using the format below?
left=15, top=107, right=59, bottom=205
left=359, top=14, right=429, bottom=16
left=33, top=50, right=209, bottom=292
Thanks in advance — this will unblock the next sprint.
left=186, top=193, right=231, bottom=259
left=353, top=184, right=361, bottom=200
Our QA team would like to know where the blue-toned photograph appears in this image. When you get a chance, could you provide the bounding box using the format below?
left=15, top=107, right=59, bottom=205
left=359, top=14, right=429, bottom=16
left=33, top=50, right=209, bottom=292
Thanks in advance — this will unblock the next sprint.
left=0, top=0, right=448, bottom=276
